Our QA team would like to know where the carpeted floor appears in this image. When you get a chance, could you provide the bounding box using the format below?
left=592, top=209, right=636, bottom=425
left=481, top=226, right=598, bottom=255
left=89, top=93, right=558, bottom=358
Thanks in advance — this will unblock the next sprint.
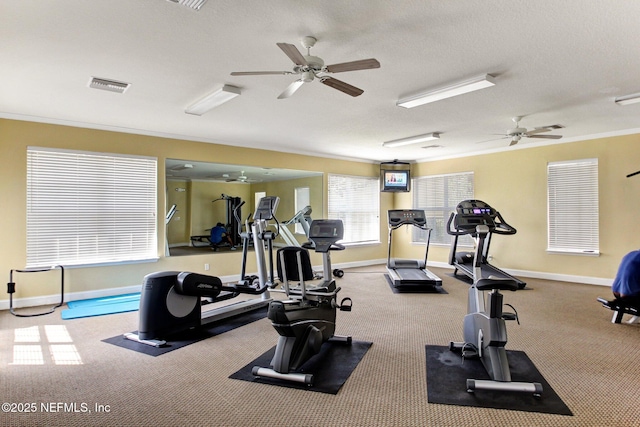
left=1, top=265, right=639, bottom=427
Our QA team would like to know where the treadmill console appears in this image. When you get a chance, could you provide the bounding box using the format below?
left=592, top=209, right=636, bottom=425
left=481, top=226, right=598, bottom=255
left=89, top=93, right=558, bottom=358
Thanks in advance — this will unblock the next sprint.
left=309, top=219, right=344, bottom=253
left=388, top=209, right=427, bottom=228
left=449, top=199, right=518, bottom=235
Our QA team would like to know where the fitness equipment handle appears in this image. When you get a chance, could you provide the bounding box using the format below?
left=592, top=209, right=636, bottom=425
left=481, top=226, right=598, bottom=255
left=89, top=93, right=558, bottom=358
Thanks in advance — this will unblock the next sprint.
left=491, top=211, right=517, bottom=235
left=446, top=211, right=517, bottom=236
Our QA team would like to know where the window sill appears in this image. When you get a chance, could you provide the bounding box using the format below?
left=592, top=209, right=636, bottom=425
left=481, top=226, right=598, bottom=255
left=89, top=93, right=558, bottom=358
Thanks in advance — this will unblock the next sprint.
left=26, top=258, right=160, bottom=270
left=343, top=241, right=381, bottom=248
left=546, top=249, right=600, bottom=257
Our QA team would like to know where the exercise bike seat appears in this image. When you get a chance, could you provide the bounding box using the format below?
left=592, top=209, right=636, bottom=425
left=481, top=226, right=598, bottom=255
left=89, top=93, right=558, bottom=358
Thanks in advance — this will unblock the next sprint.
left=475, top=277, right=519, bottom=292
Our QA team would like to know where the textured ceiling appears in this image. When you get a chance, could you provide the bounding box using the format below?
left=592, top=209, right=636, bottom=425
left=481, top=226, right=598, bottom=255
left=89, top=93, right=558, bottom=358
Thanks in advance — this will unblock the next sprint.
left=2, top=1, right=640, bottom=163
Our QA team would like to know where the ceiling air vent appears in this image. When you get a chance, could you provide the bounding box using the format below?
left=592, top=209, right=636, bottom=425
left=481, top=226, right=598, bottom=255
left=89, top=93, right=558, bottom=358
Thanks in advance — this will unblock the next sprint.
left=167, top=0, right=208, bottom=11
left=89, top=77, right=130, bottom=94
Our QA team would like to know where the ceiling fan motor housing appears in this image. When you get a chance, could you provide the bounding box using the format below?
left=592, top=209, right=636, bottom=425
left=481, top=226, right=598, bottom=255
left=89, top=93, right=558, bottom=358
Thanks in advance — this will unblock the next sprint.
left=508, top=127, right=527, bottom=136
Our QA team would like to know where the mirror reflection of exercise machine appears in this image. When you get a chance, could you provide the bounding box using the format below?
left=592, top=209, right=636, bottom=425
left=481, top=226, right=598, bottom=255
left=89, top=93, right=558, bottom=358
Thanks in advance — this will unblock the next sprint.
left=386, top=209, right=442, bottom=289
left=447, top=200, right=526, bottom=289
left=165, top=204, right=177, bottom=256
left=123, top=196, right=280, bottom=347
left=190, top=194, right=242, bottom=250
left=252, top=219, right=353, bottom=385
left=447, top=212, right=542, bottom=397
left=279, top=205, right=313, bottom=247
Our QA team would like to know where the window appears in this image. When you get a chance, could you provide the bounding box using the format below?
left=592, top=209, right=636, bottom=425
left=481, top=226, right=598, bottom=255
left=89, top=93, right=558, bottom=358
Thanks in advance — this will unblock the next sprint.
left=547, top=158, right=599, bottom=254
left=294, top=186, right=310, bottom=234
left=26, top=147, right=158, bottom=267
left=412, top=172, right=474, bottom=246
left=328, top=174, right=380, bottom=245
left=254, top=191, right=266, bottom=210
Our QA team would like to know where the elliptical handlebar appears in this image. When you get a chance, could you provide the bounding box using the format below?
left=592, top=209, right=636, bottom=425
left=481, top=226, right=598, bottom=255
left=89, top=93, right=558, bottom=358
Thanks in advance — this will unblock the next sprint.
left=233, top=200, right=248, bottom=236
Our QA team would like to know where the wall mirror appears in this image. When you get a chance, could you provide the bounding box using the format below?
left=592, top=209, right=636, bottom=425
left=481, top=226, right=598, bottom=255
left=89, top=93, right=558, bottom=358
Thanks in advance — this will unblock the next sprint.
left=165, top=159, right=323, bottom=256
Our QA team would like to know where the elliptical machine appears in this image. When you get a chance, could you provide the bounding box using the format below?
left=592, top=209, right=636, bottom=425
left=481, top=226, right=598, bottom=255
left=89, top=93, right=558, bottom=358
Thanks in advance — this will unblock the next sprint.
left=252, top=219, right=352, bottom=385
left=123, top=196, right=280, bottom=347
left=447, top=208, right=542, bottom=397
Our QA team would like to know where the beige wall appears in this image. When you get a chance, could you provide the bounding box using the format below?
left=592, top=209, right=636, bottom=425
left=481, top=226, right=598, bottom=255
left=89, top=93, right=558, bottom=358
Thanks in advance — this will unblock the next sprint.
left=0, top=119, right=383, bottom=299
left=2, top=118, right=638, bottom=301
left=392, top=133, right=640, bottom=281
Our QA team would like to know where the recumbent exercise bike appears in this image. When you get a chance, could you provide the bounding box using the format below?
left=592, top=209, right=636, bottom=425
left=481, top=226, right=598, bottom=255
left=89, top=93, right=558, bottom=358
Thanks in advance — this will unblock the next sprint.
left=447, top=206, right=543, bottom=397
left=252, top=219, right=352, bottom=385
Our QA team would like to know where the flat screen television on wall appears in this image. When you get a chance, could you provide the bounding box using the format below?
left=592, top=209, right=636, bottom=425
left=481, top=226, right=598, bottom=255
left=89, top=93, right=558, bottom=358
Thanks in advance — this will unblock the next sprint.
left=381, top=169, right=410, bottom=192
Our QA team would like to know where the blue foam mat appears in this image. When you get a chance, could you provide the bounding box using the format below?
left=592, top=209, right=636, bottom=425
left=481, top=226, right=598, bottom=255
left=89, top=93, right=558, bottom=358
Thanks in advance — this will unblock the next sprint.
left=66, top=293, right=140, bottom=309
left=62, top=299, right=140, bottom=320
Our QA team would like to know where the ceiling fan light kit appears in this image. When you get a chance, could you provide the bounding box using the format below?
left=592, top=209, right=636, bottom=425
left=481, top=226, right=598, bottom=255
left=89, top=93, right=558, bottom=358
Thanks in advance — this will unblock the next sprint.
left=185, top=84, right=241, bottom=115
left=383, top=132, right=440, bottom=148
left=614, top=92, right=640, bottom=106
left=396, top=74, right=495, bottom=108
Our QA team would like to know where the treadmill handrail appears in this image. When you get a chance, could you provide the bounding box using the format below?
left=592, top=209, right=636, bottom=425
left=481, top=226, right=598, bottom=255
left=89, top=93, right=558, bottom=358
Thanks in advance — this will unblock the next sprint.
left=389, top=222, right=430, bottom=231
left=446, top=211, right=516, bottom=236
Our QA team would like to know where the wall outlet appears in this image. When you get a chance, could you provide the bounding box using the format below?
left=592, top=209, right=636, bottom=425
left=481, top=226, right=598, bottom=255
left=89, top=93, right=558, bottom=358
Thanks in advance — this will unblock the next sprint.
left=204, top=263, right=210, bottom=271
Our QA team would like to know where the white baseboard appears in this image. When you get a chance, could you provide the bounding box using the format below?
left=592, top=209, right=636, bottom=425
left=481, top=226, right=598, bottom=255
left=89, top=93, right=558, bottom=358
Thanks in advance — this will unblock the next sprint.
left=0, top=284, right=142, bottom=311
left=425, top=260, right=612, bottom=287
left=0, top=259, right=612, bottom=310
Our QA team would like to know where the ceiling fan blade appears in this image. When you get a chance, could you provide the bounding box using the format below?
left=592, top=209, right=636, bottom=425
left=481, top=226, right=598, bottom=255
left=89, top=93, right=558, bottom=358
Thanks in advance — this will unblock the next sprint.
left=277, top=80, right=305, bottom=99
left=476, top=136, right=509, bottom=144
left=276, top=42, right=308, bottom=66
left=231, top=71, right=293, bottom=76
left=325, top=58, right=381, bottom=73
left=527, top=134, right=563, bottom=139
left=320, top=77, right=364, bottom=97
left=525, top=127, right=553, bottom=135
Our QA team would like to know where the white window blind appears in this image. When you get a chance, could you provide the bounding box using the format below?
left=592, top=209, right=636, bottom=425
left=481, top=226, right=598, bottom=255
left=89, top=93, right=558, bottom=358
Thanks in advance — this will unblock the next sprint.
left=412, top=172, right=474, bottom=245
left=328, top=174, right=380, bottom=245
left=547, top=158, right=599, bottom=254
left=26, top=147, right=158, bottom=267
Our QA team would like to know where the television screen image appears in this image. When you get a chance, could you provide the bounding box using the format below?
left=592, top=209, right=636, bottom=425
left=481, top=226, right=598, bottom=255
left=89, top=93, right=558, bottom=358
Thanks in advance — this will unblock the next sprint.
left=382, top=170, right=410, bottom=192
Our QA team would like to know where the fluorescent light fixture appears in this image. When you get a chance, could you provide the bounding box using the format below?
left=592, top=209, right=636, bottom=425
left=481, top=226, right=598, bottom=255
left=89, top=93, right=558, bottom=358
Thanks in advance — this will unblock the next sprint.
left=397, top=74, right=495, bottom=108
left=185, top=85, right=241, bottom=115
left=615, top=92, right=640, bottom=106
left=167, top=0, right=208, bottom=11
left=89, top=77, right=130, bottom=94
left=382, top=132, right=440, bottom=148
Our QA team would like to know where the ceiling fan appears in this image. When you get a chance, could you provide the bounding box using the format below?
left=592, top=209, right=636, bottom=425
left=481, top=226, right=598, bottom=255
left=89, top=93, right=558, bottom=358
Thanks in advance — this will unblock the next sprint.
left=230, top=36, right=380, bottom=99
left=488, top=116, right=564, bottom=146
left=217, top=171, right=260, bottom=183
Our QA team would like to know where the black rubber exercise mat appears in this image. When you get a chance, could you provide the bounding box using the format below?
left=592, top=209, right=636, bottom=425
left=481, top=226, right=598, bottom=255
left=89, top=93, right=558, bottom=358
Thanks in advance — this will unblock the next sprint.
left=102, top=307, right=268, bottom=356
left=425, top=345, right=572, bottom=415
left=230, top=340, right=372, bottom=394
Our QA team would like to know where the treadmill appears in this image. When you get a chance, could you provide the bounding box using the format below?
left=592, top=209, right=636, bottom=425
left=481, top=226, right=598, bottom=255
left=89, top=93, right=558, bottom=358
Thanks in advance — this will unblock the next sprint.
left=446, top=199, right=526, bottom=289
left=386, top=209, right=442, bottom=289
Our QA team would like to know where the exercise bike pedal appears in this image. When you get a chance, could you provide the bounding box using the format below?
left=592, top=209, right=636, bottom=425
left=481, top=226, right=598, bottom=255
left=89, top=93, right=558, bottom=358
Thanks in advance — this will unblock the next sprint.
left=503, top=303, right=520, bottom=324
left=338, top=297, right=352, bottom=312
left=502, top=312, right=517, bottom=321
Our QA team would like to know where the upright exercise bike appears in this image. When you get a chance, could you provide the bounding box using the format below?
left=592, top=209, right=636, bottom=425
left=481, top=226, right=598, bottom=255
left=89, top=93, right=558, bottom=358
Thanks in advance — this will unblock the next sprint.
left=447, top=209, right=543, bottom=397
left=252, top=219, right=352, bottom=385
